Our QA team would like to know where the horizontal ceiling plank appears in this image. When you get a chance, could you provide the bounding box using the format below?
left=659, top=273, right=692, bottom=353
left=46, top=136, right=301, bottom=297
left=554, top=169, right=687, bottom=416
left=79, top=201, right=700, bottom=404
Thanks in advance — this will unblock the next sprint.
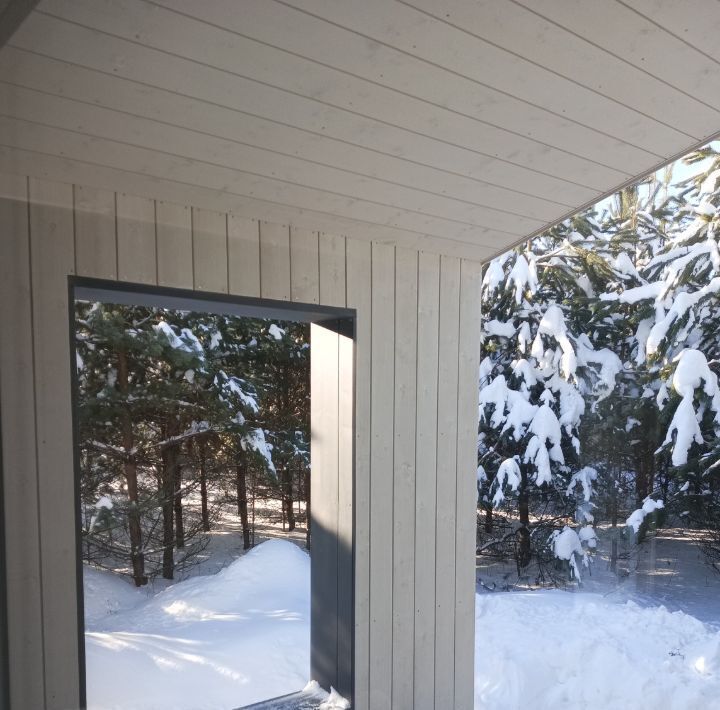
left=0, top=47, right=575, bottom=221
left=0, top=82, right=545, bottom=234
left=514, top=0, right=720, bottom=113
left=627, top=0, right=720, bottom=64
left=403, top=0, right=720, bottom=143
left=152, top=0, right=663, bottom=170
left=8, top=12, right=601, bottom=205
left=0, top=144, right=499, bottom=261
left=0, top=115, right=513, bottom=246
left=281, top=0, right=709, bottom=153
left=35, top=0, right=630, bottom=189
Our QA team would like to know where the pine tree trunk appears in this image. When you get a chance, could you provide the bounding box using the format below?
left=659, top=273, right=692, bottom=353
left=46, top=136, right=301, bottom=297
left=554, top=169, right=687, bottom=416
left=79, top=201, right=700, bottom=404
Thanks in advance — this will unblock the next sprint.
left=282, top=466, right=295, bottom=532
left=172, top=446, right=185, bottom=549
left=160, top=444, right=175, bottom=580
left=198, top=440, right=210, bottom=532
left=117, top=349, right=147, bottom=587
left=236, top=454, right=251, bottom=550
left=610, top=469, right=618, bottom=574
left=516, top=471, right=531, bottom=570
left=484, top=505, right=493, bottom=534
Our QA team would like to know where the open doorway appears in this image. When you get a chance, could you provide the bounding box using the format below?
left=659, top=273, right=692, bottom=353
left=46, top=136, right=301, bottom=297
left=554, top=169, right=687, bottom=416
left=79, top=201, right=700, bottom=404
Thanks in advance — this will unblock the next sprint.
left=69, top=278, right=354, bottom=709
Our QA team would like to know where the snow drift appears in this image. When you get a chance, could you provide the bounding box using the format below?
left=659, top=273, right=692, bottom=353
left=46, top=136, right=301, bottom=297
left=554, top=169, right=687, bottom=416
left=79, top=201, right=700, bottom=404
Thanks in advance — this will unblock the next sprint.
left=85, top=539, right=720, bottom=710
left=475, top=591, right=720, bottom=710
left=85, top=540, right=310, bottom=710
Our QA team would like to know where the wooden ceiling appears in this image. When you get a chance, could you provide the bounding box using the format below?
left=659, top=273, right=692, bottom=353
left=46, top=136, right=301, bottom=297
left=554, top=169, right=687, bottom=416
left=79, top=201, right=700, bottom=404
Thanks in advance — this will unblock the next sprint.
left=1, top=0, right=719, bottom=260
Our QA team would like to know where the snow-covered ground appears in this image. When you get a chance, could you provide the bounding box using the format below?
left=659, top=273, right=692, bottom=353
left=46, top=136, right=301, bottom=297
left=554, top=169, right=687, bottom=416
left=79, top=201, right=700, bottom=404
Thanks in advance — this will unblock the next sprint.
left=85, top=534, right=720, bottom=709
left=475, top=591, right=720, bottom=709
left=85, top=540, right=311, bottom=710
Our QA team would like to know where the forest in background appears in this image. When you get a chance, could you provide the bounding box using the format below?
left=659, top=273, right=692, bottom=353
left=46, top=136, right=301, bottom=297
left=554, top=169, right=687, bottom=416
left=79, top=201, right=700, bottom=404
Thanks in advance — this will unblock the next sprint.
left=75, top=306, right=309, bottom=586
left=478, top=143, right=720, bottom=584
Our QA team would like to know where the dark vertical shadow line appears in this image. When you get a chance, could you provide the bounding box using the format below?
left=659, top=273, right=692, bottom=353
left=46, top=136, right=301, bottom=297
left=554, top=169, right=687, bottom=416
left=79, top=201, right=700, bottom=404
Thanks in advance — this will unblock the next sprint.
left=113, top=192, right=119, bottom=281
left=0, top=373, right=9, bottom=710
left=68, top=280, right=87, bottom=709
left=153, top=200, right=159, bottom=287
left=350, top=288, right=357, bottom=706
left=225, top=213, right=230, bottom=294
left=190, top=206, right=196, bottom=291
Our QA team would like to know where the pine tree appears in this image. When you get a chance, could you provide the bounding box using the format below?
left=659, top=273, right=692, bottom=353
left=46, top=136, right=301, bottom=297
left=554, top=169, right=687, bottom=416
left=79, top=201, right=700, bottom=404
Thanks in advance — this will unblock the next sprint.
left=478, top=216, right=622, bottom=579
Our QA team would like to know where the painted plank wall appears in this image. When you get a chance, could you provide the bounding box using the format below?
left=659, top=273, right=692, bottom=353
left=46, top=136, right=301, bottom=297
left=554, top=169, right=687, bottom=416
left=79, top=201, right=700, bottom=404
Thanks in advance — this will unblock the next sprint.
left=0, top=172, right=482, bottom=710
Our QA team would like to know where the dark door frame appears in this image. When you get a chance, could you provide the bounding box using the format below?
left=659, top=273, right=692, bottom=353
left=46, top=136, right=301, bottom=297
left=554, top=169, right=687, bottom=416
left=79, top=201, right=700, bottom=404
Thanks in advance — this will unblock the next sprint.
left=67, top=275, right=356, bottom=708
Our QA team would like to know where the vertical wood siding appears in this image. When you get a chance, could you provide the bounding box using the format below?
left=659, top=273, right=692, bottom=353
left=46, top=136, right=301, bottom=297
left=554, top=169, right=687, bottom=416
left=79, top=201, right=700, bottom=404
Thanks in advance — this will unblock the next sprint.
left=0, top=172, right=483, bottom=710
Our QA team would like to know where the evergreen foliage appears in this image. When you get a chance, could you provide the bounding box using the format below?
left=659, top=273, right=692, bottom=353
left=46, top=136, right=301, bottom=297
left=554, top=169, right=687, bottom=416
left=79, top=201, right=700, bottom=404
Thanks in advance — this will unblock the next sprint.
left=478, top=143, right=720, bottom=581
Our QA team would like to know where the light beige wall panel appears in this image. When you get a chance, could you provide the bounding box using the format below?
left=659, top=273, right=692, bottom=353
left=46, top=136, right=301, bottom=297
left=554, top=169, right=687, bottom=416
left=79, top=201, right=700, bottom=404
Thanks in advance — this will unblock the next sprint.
left=8, top=14, right=599, bottom=207
left=116, top=193, right=156, bottom=285
left=345, top=237, right=371, bottom=710
left=259, top=221, right=290, bottom=301
left=290, top=227, right=319, bottom=304
left=434, top=255, right=461, bottom=710
left=391, top=247, right=418, bottom=709
left=0, top=173, right=45, bottom=710
left=73, top=185, right=117, bottom=280
left=227, top=215, right=260, bottom=297
left=454, top=260, right=483, bottom=710
left=0, top=167, right=486, bottom=708
left=192, top=207, right=228, bottom=293
left=156, top=201, right=193, bottom=289
left=319, top=232, right=346, bottom=308
left=413, top=252, right=440, bottom=710
left=369, top=242, right=394, bottom=709
left=27, top=177, right=79, bottom=709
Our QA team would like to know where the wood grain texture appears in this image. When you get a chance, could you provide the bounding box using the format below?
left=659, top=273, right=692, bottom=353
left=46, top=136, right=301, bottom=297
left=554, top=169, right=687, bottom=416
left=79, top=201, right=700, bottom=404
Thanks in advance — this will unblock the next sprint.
left=290, top=227, right=319, bottom=304
left=156, top=201, right=193, bottom=289
left=228, top=215, right=260, bottom=297
left=192, top=207, right=228, bottom=293
left=259, top=221, right=290, bottom=301
left=319, top=232, right=346, bottom=308
left=116, top=193, right=156, bottom=285
left=73, top=185, right=116, bottom=280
